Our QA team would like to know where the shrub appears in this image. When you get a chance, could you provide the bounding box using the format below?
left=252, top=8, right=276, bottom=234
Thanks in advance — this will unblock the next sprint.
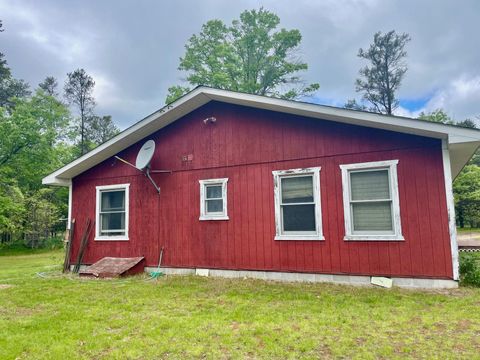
left=459, top=252, right=480, bottom=287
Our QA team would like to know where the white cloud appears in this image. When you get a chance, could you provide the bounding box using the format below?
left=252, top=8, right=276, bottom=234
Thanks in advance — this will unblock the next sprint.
left=419, top=75, right=480, bottom=121
left=0, top=0, right=95, bottom=65
left=394, top=106, right=421, bottom=119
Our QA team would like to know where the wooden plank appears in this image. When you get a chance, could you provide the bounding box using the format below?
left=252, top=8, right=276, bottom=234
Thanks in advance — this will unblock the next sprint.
left=73, top=218, right=92, bottom=273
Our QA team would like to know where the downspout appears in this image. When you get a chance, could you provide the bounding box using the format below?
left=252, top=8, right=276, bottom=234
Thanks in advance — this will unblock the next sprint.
left=442, top=138, right=459, bottom=280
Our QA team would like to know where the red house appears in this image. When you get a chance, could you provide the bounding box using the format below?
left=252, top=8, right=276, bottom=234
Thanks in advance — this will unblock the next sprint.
left=43, top=87, right=480, bottom=288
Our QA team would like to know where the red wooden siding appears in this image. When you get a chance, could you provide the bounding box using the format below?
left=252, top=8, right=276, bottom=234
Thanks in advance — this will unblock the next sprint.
left=70, top=101, right=453, bottom=279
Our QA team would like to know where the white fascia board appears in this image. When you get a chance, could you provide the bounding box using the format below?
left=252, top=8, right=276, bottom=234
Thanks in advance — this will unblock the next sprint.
left=43, top=86, right=480, bottom=186
left=203, top=88, right=480, bottom=142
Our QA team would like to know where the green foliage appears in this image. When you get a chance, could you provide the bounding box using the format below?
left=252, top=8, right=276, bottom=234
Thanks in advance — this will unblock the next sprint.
left=0, top=53, right=31, bottom=110
left=459, top=252, right=480, bottom=287
left=418, top=109, right=454, bottom=124
left=354, top=30, right=411, bottom=115
left=167, top=8, right=319, bottom=103
left=165, top=85, right=192, bottom=104
left=456, top=118, right=477, bottom=129
left=38, top=76, right=59, bottom=97
left=0, top=90, right=71, bottom=190
left=344, top=98, right=368, bottom=111
left=453, top=165, right=480, bottom=228
left=0, top=91, right=73, bottom=245
left=453, top=165, right=480, bottom=200
left=85, top=114, right=120, bottom=146
left=0, top=176, right=25, bottom=238
left=23, top=188, right=61, bottom=248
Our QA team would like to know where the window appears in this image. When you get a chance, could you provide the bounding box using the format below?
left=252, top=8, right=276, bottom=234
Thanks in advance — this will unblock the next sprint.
left=199, top=178, right=229, bottom=220
left=95, top=184, right=129, bottom=240
left=272, top=167, right=323, bottom=240
left=340, top=160, right=403, bottom=241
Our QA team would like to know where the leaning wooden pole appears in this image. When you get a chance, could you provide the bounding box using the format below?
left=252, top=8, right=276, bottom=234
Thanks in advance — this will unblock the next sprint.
left=73, top=218, right=92, bottom=273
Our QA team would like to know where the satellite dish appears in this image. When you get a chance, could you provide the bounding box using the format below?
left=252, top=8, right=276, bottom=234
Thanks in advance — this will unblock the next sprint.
left=114, top=139, right=170, bottom=195
left=135, top=140, right=155, bottom=170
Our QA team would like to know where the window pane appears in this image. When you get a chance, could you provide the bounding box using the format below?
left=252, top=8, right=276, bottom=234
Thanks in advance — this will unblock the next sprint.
left=352, top=202, right=392, bottom=231
left=101, top=190, right=125, bottom=211
left=100, top=212, right=125, bottom=232
left=206, top=199, right=223, bottom=213
left=282, top=204, right=316, bottom=231
left=206, top=185, right=222, bottom=199
left=350, top=170, right=390, bottom=201
left=281, top=176, right=314, bottom=204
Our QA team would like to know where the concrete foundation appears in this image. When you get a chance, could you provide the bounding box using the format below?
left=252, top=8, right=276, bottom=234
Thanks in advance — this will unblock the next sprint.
left=144, top=267, right=458, bottom=289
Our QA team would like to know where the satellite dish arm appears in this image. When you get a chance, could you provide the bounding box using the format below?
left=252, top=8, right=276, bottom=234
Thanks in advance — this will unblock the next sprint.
left=114, top=156, right=140, bottom=171
left=145, top=167, right=161, bottom=195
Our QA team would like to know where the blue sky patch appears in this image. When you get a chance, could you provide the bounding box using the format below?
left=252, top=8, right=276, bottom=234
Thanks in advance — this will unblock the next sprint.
left=399, top=95, right=432, bottom=112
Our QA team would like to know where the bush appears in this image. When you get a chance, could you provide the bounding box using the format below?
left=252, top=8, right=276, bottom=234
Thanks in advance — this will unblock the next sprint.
left=459, top=252, right=480, bottom=287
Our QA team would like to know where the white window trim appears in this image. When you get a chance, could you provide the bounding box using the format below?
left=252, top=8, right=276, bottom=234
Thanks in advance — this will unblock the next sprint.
left=272, top=167, right=324, bottom=241
left=340, top=160, right=403, bottom=241
left=95, top=183, right=130, bottom=241
left=199, top=178, right=229, bottom=220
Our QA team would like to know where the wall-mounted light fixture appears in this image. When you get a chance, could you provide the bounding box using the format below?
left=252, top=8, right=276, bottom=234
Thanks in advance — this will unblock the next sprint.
left=203, top=117, right=217, bottom=124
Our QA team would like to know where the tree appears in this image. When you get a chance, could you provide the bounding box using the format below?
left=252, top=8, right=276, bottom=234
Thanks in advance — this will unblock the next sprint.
left=23, top=188, right=60, bottom=248
left=457, top=118, right=477, bottom=129
left=0, top=90, right=71, bottom=189
left=38, top=76, right=59, bottom=97
left=0, top=91, right=73, bottom=244
left=166, top=8, right=319, bottom=104
left=418, top=109, right=454, bottom=124
left=0, top=77, right=31, bottom=109
left=64, top=69, right=95, bottom=155
left=453, top=165, right=480, bottom=228
left=351, top=30, right=411, bottom=115
left=344, top=99, right=367, bottom=111
left=85, top=115, right=120, bottom=146
left=0, top=176, right=25, bottom=241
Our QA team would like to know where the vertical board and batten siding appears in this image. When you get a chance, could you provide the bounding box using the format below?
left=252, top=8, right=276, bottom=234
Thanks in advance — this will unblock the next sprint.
left=70, top=101, right=453, bottom=279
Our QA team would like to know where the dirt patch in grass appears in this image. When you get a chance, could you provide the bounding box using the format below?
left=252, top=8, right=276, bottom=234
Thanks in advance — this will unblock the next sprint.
left=0, top=284, right=13, bottom=289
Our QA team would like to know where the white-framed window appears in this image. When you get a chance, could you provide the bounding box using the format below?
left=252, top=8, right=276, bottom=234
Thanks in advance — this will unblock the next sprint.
left=199, top=178, right=229, bottom=220
left=340, top=160, right=403, bottom=241
left=272, top=167, right=324, bottom=241
left=95, top=184, right=130, bottom=241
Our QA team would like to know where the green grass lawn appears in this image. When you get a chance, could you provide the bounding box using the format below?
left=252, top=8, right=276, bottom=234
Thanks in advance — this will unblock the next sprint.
left=1, top=251, right=480, bottom=359
left=458, top=227, right=480, bottom=233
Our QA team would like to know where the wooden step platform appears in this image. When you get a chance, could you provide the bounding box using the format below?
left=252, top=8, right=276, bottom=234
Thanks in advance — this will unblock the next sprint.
left=79, top=257, right=145, bottom=278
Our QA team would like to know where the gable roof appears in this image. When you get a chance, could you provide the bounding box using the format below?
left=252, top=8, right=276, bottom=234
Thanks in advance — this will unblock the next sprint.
left=43, top=86, right=480, bottom=186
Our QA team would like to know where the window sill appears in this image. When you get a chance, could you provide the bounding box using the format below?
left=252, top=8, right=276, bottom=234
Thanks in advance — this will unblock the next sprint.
left=199, top=215, right=229, bottom=221
left=94, top=237, right=129, bottom=241
left=344, top=235, right=404, bottom=241
left=275, top=234, right=325, bottom=241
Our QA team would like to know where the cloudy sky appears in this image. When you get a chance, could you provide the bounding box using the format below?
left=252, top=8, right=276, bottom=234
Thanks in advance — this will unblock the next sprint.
left=1, top=0, right=479, bottom=129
